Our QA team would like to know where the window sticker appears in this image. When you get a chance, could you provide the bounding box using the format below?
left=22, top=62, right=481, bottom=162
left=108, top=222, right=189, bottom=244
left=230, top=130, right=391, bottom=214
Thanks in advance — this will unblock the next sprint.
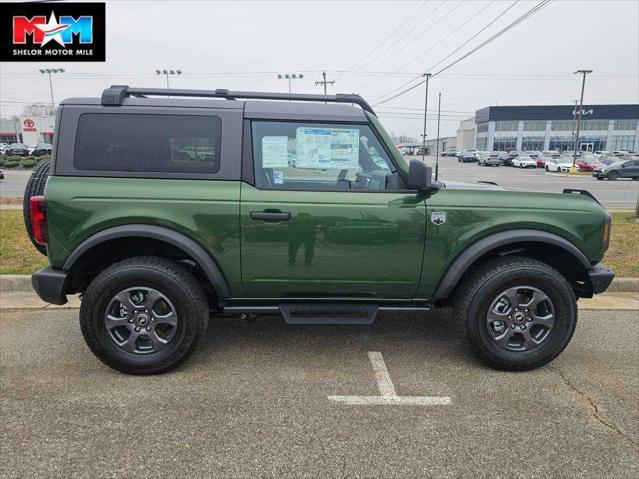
left=262, top=136, right=289, bottom=168
left=296, top=127, right=359, bottom=169
left=273, top=170, right=284, bottom=184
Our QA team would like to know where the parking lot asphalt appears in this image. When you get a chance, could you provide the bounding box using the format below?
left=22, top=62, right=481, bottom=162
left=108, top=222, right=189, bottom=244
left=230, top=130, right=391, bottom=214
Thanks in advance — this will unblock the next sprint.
left=421, top=156, right=639, bottom=209
left=2, top=308, right=637, bottom=478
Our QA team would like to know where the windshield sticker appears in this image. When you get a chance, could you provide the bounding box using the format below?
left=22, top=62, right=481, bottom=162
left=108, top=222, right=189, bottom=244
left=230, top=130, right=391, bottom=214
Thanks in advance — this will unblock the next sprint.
left=295, top=127, right=359, bottom=169
left=273, top=170, right=284, bottom=184
left=262, top=136, right=289, bottom=168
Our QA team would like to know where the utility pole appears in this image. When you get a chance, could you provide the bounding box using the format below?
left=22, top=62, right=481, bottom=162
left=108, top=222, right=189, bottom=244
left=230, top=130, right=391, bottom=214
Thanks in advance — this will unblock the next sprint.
left=315, top=71, right=335, bottom=95
left=39, top=68, right=65, bottom=114
left=421, top=73, right=432, bottom=161
left=435, top=92, right=442, bottom=181
left=572, top=69, right=592, bottom=168
left=278, top=73, right=304, bottom=93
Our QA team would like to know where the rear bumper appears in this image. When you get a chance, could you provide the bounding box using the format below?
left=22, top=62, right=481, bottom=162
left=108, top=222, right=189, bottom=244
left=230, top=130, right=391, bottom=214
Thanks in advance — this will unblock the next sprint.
left=588, top=263, right=614, bottom=294
left=32, top=267, right=68, bottom=305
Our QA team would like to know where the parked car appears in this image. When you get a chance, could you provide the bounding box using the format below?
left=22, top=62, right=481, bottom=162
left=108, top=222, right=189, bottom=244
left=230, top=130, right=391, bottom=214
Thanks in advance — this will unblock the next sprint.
left=525, top=151, right=543, bottom=160
left=442, top=148, right=459, bottom=157
left=545, top=157, right=576, bottom=172
left=503, top=150, right=523, bottom=166
left=612, top=150, right=628, bottom=157
left=0, top=143, right=8, bottom=154
left=512, top=155, right=537, bottom=168
left=593, top=159, right=639, bottom=180
left=593, top=150, right=609, bottom=159
left=25, top=85, right=614, bottom=375
left=536, top=152, right=560, bottom=168
left=31, top=143, right=53, bottom=157
left=458, top=149, right=478, bottom=163
left=478, top=152, right=501, bottom=167
left=575, top=153, right=605, bottom=172
left=6, top=143, right=30, bottom=156
left=0, top=169, right=4, bottom=180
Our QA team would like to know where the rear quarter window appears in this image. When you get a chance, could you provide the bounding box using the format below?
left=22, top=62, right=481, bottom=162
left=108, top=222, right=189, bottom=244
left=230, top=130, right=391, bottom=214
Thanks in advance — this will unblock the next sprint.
left=74, top=113, right=221, bottom=174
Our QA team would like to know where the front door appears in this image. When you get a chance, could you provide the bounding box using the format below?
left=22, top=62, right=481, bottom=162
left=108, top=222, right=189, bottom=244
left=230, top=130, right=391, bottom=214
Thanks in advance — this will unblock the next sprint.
left=580, top=142, right=594, bottom=152
left=240, top=120, right=426, bottom=299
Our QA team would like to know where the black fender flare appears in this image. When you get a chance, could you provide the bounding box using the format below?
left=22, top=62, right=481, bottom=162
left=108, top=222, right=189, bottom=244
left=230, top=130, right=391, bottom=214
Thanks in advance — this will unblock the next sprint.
left=63, top=224, right=230, bottom=298
left=433, top=229, right=591, bottom=300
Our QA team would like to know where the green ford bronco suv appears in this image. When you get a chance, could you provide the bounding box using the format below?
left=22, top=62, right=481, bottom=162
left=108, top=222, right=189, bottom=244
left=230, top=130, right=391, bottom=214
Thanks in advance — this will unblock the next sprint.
left=26, top=86, right=614, bottom=374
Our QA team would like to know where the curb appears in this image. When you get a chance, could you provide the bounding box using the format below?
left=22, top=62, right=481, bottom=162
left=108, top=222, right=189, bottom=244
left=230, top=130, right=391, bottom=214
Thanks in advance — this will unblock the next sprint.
left=2, top=274, right=639, bottom=293
left=1, top=275, right=32, bottom=292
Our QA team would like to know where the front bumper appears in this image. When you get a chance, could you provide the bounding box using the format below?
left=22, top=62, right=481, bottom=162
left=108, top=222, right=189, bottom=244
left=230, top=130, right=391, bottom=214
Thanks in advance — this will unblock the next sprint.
left=592, top=171, right=606, bottom=178
left=588, top=264, right=614, bottom=294
left=32, top=267, right=69, bottom=305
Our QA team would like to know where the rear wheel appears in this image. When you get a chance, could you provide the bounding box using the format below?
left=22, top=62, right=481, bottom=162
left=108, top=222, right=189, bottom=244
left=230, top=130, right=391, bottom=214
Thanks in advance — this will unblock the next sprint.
left=23, top=160, right=50, bottom=255
left=454, top=257, right=577, bottom=371
left=80, top=256, right=209, bottom=374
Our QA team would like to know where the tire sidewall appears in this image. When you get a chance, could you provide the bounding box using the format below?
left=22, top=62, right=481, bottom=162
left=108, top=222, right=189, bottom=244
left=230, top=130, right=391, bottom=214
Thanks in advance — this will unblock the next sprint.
left=81, top=264, right=204, bottom=372
left=466, top=266, right=576, bottom=368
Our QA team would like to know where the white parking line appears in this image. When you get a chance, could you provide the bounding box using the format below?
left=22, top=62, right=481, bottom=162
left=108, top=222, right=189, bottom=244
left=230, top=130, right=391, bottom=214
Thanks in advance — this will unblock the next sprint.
left=327, top=352, right=452, bottom=406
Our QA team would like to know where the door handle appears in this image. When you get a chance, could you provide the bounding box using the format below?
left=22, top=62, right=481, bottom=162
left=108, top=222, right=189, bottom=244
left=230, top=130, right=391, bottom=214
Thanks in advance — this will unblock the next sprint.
left=250, top=211, right=292, bottom=221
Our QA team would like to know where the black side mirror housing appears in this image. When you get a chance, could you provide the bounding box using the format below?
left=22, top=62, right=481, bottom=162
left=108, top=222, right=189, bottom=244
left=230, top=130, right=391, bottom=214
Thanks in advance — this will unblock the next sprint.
left=407, top=159, right=440, bottom=194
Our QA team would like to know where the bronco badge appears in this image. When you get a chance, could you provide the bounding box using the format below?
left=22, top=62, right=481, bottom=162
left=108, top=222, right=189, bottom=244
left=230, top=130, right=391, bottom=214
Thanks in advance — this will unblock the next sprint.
left=431, top=212, right=446, bottom=225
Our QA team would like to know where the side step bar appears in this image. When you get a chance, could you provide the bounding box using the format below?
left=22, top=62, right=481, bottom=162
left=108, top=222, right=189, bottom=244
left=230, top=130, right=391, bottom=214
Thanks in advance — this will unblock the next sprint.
left=223, top=303, right=431, bottom=325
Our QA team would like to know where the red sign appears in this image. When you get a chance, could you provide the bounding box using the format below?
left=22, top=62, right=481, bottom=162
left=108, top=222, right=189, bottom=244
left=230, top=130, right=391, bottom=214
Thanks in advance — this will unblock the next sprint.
left=23, top=118, right=36, bottom=132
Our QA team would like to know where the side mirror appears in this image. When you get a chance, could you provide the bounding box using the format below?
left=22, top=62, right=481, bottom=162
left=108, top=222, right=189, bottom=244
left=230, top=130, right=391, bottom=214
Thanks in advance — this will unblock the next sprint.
left=406, top=159, right=439, bottom=194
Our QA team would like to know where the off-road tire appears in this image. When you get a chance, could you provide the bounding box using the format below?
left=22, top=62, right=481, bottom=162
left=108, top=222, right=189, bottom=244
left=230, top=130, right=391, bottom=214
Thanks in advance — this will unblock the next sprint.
left=22, top=159, right=50, bottom=255
left=454, top=256, right=577, bottom=371
left=80, top=256, right=209, bottom=375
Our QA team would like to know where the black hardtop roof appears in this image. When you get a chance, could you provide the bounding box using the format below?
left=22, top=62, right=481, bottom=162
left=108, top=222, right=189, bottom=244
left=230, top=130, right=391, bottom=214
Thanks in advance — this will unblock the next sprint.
left=104, top=85, right=373, bottom=114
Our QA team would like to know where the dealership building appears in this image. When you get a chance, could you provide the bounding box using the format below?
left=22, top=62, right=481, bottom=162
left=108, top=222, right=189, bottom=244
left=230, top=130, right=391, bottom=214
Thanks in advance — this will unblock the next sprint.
left=474, top=104, right=639, bottom=152
left=0, top=116, right=55, bottom=145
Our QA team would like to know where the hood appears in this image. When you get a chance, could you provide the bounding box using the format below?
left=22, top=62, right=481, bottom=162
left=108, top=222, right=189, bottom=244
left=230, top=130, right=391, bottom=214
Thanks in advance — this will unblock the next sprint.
left=441, top=180, right=504, bottom=190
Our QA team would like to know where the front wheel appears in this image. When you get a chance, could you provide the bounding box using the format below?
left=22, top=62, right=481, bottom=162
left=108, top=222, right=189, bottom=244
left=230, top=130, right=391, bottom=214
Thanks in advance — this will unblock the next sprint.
left=454, top=257, right=577, bottom=371
left=80, top=256, right=209, bottom=374
left=608, top=171, right=619, bottom=181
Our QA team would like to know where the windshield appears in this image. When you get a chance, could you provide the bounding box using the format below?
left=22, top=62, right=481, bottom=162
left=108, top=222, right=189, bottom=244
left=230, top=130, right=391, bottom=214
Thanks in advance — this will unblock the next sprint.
left=366, top=112, right=409, bottom=178
left=11, top=143, right=25, bottom=147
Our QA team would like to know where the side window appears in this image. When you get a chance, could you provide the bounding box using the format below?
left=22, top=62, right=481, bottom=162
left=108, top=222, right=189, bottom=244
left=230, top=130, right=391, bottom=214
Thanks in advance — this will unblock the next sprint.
left=251, top=121, right=402, bottom=191
left=74, top=113, right=221, bottom=174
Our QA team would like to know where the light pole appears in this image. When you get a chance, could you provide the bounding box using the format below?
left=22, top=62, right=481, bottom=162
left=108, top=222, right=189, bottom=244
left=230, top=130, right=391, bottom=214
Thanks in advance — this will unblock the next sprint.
left=421, top=73, right=432, bottom=161
left=155, top=69, right=183, bottom=88
left=39, top=68, right=65, bottom=113
left=278, top=73, right=303, bottom=93
left=572, top=69, right=592, bottom=168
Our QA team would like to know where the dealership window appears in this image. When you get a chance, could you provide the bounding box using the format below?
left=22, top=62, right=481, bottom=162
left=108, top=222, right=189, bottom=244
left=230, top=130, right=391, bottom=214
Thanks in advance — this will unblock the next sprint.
left=74, top=113, right=221, bottom=174
left=521, top=137, right=544, bottom=151
left=492, top=136, right=517, bottom=151
left=494, top=121, right=518, bottom=132
left=551, top=120, right=575, bottom=131
left=251, top=121, right=401, bottom=191
left=522, top=120, right=546, bottom=131
left=580, top=120, right=609, bottom=131
left=476, top=122, right=488, bottom=133
left=548, top=136, right=574, bottom=151
left=476, top=137, right=488, bottom=150
left=0, top=134, right=19, bottom=143
left=611, top=135, right=636, bottom=151
left=614, top=119, right=638, bottom=131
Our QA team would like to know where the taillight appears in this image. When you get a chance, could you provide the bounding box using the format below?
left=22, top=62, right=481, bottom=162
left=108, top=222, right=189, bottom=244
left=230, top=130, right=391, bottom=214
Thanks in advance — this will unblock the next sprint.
left=29, top=195, right=48, bottom=245
left=602, top=216, right=611, bottom=252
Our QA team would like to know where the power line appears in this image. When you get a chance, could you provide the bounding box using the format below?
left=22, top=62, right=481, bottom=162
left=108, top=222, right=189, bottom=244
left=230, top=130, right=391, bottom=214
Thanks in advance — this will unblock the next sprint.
left=338, top=0, right=431, bottom=78
left=342, top=1, right=448, bottom=79
left=354, top=0, right=466, bottom=87
left=373, top=0, right=553, bottom=106
left=373, top=0, right=522, bottom=104
left=359, top=0, right=496, bottom=92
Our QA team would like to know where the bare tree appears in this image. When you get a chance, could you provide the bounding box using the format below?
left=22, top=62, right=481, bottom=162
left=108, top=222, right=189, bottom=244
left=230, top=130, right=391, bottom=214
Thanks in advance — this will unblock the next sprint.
left=21, top=103, right=54, bottom=117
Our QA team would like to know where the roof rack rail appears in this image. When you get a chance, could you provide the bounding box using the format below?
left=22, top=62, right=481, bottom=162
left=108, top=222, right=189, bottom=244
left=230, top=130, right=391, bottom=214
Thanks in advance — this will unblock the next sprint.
left=101, top=85, right=376, bottom=115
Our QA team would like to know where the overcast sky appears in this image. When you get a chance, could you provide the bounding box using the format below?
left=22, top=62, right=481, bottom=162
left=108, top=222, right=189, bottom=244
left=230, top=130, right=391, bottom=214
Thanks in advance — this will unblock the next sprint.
left=1, top=0, right=638, bottom=138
